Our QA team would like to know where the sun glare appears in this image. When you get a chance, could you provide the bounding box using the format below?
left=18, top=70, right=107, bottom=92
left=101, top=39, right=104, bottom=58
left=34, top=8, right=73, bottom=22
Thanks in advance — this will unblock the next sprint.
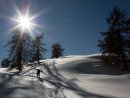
left=11, top=7, right=39, bottom=35
left=9, top=3, right=45, bottom=38
left=17, top=14, right=33, bottom=33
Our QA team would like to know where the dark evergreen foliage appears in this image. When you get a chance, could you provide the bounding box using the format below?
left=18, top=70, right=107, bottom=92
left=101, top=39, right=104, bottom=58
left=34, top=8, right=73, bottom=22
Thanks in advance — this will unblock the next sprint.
left=51, top=42, right=64, bottom=58
left=98, top=7, right=130, bottom=70
left=5, top=29, right=31, bottom=71
left=31, top=33, right=47, bottom=63
left=1, top=58, right=10, bottom=68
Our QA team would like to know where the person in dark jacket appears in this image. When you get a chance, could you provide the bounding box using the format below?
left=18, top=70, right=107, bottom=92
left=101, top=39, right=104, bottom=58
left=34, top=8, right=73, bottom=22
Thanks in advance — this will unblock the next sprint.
left=37, top=69, right=40, bottom=78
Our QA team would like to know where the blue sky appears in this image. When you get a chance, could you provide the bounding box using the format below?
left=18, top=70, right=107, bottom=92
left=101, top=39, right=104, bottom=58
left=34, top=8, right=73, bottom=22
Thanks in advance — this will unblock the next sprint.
left=0, top=0, right=130, bottom=63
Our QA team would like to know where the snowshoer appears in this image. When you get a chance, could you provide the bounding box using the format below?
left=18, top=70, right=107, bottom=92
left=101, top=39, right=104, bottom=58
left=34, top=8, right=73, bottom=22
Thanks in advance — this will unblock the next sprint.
left=37, top=69, right=40, bottom=78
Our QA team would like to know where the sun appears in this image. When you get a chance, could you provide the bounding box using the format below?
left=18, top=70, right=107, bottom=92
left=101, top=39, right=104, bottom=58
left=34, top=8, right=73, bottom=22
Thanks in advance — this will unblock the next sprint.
left=9, top=4, right=45, bottom=38
left=11, top=8, right=39, bottom=35
left=17, top=14, right=33, bottom=33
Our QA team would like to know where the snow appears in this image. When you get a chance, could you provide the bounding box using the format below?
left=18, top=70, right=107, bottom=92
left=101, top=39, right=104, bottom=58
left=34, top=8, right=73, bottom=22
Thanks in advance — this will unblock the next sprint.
left=0, top=54, right=130, bottom=98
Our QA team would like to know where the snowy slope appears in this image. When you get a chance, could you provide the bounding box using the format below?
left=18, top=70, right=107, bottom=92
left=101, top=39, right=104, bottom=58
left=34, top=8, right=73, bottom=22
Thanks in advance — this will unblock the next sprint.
left=44, top=54, right=130, bottom=98
left=0, top=54, right=130, bottom=98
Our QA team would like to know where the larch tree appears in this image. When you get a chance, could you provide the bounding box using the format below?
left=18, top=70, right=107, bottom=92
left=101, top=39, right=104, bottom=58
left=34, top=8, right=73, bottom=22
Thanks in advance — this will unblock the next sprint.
left=51, top=42, right=64, bottom=58
left=31, top=33, right=47, bottom=64
left=98, top=7, right=130, bottom=70
left=5, top=29, right=31, bottom=71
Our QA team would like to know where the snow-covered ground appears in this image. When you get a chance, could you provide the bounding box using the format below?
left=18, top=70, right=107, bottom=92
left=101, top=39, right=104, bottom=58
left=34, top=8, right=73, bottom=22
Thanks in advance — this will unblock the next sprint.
left=0, top=54, right=130, bottom=98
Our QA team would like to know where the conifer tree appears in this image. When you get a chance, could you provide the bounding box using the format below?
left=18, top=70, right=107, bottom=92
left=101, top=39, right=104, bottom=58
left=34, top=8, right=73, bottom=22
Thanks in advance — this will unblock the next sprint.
left=5, top=29, right=31, bottom=71
left=51, top=42, right=64, bottom=58
left=1, top=58, right=10, bottom=68
left=98, top=7, right=130, bottom=70
left=32, top=33, right=47, bottom=63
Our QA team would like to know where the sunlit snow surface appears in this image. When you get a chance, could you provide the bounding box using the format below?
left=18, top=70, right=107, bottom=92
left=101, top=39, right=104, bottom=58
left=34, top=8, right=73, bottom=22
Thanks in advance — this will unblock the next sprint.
left=0, top=54, right=130, bottom=98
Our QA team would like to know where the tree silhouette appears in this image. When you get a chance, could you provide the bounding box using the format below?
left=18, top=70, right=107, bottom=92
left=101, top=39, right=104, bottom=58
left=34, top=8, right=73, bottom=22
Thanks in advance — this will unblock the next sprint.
left=98, top=7, right=130, bottom=70
left=5, top=29, right=31, bottom=71
left=31, top=33, right=47, bottom=64
left=51, top=42, right=64, bottom=58
left=1, top=58, right=10, bottom=68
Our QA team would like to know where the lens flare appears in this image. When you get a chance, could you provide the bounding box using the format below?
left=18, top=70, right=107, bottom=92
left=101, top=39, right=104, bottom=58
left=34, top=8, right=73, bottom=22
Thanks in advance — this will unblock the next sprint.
left=10, top=6, right=40, bottom=37
left=14, top=10, right=36, bottom=34
left=16, top=15, right=31, bottom=33
left=9, top=3, right=47, bottom=38
left=18, top=15, right=32, bottom=32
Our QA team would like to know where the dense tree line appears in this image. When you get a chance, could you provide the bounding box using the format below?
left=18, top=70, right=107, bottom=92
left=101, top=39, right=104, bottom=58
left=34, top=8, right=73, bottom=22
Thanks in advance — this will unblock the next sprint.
left=98, top=7, right=130, bottom=70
